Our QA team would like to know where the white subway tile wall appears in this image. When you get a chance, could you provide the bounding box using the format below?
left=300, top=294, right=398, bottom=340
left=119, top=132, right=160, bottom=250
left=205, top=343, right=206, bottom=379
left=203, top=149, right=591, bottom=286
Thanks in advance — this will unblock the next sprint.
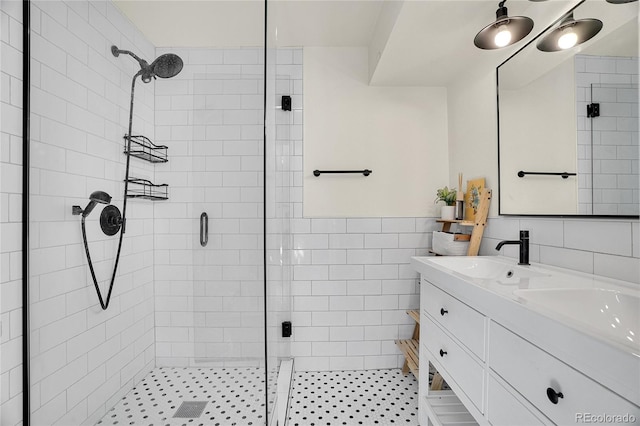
left=1, top=1, right=156, bottom=425
left=153, top=48, right=300, bottom=367
left=290, top=217, right=431, bottom=371
left=1, top=1, right=25, bottom=424
left=486, top=217, right=639, bottom=284
left=575, top=55, right=639, bottom=215
left=293, top=214, right=639, bottom=371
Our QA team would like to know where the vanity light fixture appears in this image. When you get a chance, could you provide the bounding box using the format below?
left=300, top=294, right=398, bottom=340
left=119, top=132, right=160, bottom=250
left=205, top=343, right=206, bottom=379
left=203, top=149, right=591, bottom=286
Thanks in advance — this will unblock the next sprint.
left=474, top=0, right=534, bottom=50
left=536, top=13, right=603, bottom=52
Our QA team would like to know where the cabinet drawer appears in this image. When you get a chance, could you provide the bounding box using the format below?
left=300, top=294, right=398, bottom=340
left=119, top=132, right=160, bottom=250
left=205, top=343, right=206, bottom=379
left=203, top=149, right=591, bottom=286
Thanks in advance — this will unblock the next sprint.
left=423, top=315, right=484, bottom=412
left=488, top=374, right=550, bottom=426
left=422, top=279, right=486, bottom=359
left=489, top=322, right=640, bottom=425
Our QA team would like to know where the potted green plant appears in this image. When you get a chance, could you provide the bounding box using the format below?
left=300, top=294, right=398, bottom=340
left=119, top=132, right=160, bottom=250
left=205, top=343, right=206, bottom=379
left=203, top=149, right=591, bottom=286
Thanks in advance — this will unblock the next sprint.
left=435, top=186, right=457, bottom=220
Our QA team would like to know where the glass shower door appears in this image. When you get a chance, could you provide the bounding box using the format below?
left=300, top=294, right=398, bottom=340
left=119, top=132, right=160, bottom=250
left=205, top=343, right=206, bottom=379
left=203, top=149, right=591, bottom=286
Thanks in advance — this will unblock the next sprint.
left=189, top=70, right=266, bottom=369
left=153, top=63, right=270, bottom=425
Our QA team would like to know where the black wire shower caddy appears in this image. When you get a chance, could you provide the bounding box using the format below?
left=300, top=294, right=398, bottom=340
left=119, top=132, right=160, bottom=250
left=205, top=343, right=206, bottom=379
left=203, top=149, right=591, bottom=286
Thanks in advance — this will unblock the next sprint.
left=126, top=178, right=169, bottom=200
left=124, top=134, right=168, bottom=163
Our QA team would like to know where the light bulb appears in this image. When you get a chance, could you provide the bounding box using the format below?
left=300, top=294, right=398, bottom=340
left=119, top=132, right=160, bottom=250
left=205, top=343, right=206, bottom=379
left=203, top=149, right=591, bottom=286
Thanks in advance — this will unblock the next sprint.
left=494, top=26, right=512, bottom=48
left=558, top=28, right=578, bottom=49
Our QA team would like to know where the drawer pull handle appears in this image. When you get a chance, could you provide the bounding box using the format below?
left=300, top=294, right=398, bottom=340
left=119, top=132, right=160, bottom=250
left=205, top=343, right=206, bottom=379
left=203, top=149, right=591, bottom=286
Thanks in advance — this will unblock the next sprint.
left=439, top=349, right=447, bottom=357
left=546, top=387, right=564, bottom=404
left=440, top=308, right=448, bottom=316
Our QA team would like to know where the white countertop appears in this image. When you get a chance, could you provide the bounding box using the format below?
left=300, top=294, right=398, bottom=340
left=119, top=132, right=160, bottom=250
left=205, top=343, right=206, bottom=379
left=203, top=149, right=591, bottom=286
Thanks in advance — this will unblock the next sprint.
left=412, top=255, right=640, bottom=405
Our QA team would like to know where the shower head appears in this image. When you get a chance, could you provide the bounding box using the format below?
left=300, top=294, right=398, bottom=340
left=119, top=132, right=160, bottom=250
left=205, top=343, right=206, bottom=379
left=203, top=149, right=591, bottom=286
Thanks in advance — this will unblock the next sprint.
left=111, top=45, right=183, bottom=83
left=151, top=54, right=183, bottom=79
left=82, top=191, right=112, bottom=218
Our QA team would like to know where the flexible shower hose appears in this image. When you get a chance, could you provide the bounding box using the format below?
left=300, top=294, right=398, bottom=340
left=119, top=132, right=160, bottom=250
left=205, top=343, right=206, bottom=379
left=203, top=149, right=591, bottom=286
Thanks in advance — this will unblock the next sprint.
left=83, top=71, right=140, bottom=310
left=81, top=215, right=124, bottom=310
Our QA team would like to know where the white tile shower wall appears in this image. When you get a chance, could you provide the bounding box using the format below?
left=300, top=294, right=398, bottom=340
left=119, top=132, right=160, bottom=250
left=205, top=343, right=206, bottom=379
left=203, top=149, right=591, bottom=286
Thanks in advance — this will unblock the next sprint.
left=1, top=1, right=25, bottom=424
left=484, top=217, right=640, bottom=284
left=576, top=55, right=639, bottom=215
left=0, top=1, right=157, bottom=425
left=153, top=48, right=301, bottom=367
left=290, top=217, right=439, bottom=371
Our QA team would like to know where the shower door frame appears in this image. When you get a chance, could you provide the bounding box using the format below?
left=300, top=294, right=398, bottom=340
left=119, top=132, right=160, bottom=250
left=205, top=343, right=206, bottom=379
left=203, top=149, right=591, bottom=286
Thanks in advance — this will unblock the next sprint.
left=21, top=0, right=32, bottom=424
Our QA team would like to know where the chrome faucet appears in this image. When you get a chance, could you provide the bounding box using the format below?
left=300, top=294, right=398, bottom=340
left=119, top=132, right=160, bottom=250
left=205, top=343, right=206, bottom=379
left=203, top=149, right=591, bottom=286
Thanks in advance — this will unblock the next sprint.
left=496, top=230, right=530, bottom=265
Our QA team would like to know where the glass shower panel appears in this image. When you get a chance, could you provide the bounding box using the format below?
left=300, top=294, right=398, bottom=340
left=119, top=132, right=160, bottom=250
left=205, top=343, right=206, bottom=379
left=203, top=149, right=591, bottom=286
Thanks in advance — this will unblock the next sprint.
left=26, top=0, right=281, bottom=423
left=265, top=71, right=296, bottom=424
left=579, top=82, right=639, bottom=215
left=191, top=70, right=266, bottom=368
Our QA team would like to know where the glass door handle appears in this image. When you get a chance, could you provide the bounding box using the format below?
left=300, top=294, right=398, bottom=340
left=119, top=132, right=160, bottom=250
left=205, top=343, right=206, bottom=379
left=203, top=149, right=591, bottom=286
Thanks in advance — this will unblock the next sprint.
left=200, top=212, right=208, bottom=247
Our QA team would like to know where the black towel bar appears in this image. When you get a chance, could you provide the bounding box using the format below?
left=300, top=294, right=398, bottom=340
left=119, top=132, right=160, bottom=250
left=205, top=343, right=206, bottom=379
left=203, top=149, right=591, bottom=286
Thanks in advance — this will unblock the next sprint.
left=517, top=171, right=576, bottom=179
left=313, top=169, right=372, bottom=177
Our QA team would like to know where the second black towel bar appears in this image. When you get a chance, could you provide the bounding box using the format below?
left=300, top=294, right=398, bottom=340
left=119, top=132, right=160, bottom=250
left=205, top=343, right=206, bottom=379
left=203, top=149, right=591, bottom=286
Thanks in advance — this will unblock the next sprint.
left=313, top=169, right=372, bottom=177
left=517, top=171, right=576, bottom=179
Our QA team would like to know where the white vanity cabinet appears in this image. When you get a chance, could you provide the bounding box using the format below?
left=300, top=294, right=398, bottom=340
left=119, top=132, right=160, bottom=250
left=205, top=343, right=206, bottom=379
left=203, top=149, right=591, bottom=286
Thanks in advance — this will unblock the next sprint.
left=418, top=277, right=640, bottom=426
left=489, top=322, right=639, bottom=425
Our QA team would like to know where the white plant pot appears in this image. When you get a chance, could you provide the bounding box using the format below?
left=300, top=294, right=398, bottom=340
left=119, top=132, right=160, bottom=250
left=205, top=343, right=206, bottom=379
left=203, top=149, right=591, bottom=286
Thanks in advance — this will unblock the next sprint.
left=440, top=205, right=456, bottom=221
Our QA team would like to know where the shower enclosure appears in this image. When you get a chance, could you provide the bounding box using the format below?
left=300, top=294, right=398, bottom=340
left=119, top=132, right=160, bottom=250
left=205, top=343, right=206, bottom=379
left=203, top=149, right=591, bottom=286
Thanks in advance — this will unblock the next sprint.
left=19, top=0, right=293, bottom=425
left=577, top=81, right=639, bottom=216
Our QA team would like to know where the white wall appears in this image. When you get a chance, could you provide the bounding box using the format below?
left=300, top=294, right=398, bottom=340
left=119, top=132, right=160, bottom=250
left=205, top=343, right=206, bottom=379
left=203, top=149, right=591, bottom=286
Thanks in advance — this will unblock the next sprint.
left=303, top=47, right=449, bottom=218
left=500, top=58, right=578, bottom=215
left=1, top=1, right=157, bottom=425
left=277, top=48, right=448, bottom=371
left=447, top=70, right=499, bottom=218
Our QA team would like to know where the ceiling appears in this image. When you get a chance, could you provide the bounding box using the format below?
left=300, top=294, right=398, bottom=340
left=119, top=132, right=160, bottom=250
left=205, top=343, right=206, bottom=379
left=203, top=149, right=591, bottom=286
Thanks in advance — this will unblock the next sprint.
left=114, top=0, right=632, bottom=87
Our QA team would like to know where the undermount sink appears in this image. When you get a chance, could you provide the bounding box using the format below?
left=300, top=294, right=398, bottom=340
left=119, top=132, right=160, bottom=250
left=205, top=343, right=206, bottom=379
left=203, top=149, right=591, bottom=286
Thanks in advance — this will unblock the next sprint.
left=427, top=256, right=549, bottom=282
left=515, top=288, right=640, bottom=349
left=413, top=255, right=640, bottom=351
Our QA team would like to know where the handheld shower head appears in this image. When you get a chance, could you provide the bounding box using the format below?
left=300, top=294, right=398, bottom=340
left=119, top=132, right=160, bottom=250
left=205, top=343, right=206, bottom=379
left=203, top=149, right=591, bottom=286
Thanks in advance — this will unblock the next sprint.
left=82, top=191, right=112, bottom=218
left=112, top=45, right=183, bottom=83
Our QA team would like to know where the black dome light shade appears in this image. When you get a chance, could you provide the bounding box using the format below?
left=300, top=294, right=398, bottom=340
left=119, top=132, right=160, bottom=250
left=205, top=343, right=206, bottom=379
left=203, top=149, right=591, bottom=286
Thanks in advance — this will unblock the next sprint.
left=474, top=1, right=534, bottom=50
left=537, top=13, right=603, bottom=52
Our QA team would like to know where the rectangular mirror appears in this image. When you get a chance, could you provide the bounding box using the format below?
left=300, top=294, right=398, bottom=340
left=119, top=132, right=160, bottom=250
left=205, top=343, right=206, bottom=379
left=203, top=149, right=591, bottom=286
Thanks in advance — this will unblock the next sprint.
left=497, top=0, right=638, bottom=216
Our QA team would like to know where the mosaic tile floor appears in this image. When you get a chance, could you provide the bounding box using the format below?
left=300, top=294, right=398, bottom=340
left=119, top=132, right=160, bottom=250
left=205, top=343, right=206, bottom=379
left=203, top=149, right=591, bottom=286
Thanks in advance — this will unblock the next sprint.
left=287, top=369, right=419, bottom=425
left=96, top=367, right=275, bottom=426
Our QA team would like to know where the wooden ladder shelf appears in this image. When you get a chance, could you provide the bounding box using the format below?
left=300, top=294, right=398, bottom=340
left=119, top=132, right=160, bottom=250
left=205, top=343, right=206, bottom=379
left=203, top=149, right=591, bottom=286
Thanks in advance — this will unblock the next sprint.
left=395, top=309, right=420, bottom=378
left=431, top=188, right=492, bottom=257
left=397, top=189, right=491, bottom=387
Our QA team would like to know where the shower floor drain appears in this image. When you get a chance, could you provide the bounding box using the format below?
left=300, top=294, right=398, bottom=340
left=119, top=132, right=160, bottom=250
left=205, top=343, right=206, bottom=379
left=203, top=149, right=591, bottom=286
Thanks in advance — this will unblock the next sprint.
left=173, top=401, right=207, bottom=418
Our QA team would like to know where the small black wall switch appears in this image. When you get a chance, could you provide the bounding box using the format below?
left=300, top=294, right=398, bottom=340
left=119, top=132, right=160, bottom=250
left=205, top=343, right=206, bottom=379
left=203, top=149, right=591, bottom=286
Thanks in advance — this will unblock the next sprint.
left=281, top=95, right=292, bottom=111
left=282, top=321, right=292, bottom=338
